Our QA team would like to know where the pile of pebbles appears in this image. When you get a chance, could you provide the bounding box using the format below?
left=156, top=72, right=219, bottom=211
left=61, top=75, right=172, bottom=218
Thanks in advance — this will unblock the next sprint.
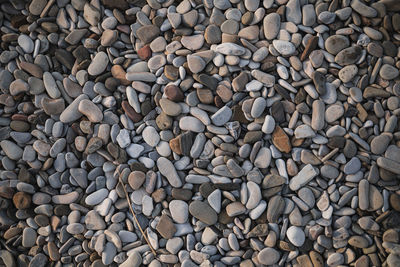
left=1, top=0, right=400, bottom=266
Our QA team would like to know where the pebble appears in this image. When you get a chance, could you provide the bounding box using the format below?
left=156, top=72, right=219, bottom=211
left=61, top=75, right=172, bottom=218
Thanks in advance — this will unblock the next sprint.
left=189, top=201, right=218, bottom=225
left=88, top=52, right=109, bottom=76
left=157, top=157, right=182, bottom=187
left=2, top=0, right=399, bottom=266
left=287, top=226, right=305, bottom=247
left=263, top=13, right=280, bottom=40
left=258, top=248, right=280, bottom=265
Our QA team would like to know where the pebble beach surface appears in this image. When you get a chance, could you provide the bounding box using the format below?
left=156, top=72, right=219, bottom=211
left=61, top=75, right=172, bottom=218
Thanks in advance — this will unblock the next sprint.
left=1, top=0, right=400, bottom=266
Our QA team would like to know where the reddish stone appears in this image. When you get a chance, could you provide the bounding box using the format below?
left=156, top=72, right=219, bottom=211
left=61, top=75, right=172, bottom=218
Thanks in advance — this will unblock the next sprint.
left=164, top=84, right=184, bottom=102
left=214, top=96, right=224, bottom=108
left=169, top=136, right=182, bottom=155
left=122, top=101, right=142, bottom=122
left=272, top=126, right=291, bottom=153
left=300, top=36, right=319, bottom=61
left=13, top=192, right=31, bottom=209
left=111, top=65, right=130, bottom=85
left=137, top=45, right=151, bottom=60
left=156, top=214, right=176, bottom=239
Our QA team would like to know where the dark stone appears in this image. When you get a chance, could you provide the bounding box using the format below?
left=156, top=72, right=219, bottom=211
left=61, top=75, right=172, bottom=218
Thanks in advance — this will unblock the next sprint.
left=172, top=188, right=193, bottom=201
left=199, top=183, right=215, bottom=198
left=270, top=101, right=285, bottom=123
left=327, top=136, right=346, bottom=149
left=55, top=49, right=74, bottom=70
left=180, top=131, right=193, bottom=156
left=312, top=71, right=326, bottom=95
left=194, top=74, right=218, bottom=90
left=274, top=84, right=291, bottom=100
left=73, top=45, right=90, bottom=64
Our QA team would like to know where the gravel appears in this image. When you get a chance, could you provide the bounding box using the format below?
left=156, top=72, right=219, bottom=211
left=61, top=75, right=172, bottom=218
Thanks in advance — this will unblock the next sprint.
left=0, top=0, right=400, bottom=266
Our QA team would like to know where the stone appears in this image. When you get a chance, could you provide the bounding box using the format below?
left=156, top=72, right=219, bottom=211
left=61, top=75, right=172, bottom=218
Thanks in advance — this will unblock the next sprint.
left=286, top=0, right=301, bottom=24
left=181, top=35, right=204, bottom=50
left=18, top=35, right=34, bottom=54
left=85, top=210, right=106, bottom=230
left=267, top=195, right=285, bottom=223
left=272, top=40, right=296, bottom=56
left=289, top=164, right=318, bottom=191
left=120, top=252, right=142, bottom=267
left=187, top=55, right=206, bottom=74
left=189, top=201, right=218, bottom=225
left=0, top=140, right=23, bottom=160
left=211, top=106, right=232, bottom=126
left=137, top=25, right=160, bottom=44
left=215, top=43, right=246, bottom=56
left=339, top=65, right=358, bottom=83
left=170, top=200, right=189, bottom=223
left=258, top=248, right=280, bottom=265
left=263, top=13, right=280, bottom=40
left=157, top=157, right=182, bottom=187
left=335, top=46, right=362, bottom=66
left=272, top=126, right=291, bottom=153
left=287, top=226, right=305, bottom=247
left=78, top=99, right=103, bottom=123
left=380, top=64, right=399, bottom=80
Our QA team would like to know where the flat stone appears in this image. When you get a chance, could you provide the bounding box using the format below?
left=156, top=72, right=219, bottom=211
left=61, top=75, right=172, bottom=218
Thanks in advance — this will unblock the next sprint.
left=78, top=99, right=103, bottom=122
left=181, top=35, right=204, bottom=50
left=287, top=226, right=305, bottom=247
left=85, top=189, right=108, bottom=206
left=263, top=13, right=280, bottom=40
left=273, top=40, right=296, bottom=56
left=18, top=34, right=34, bottom=54
left=156, top=214, right=176, bottom=239
left=170, top=200, right=189, bottom=223
left=157, top=157, right=182, bottom=187
left=335, top=46, right=362, bottom=66
left=211, top=106, right=232, bottom=126
left=258, top=247, right=280, bottom=265
left=88, top=52, right=109, bottom=76
left=289, top=164, right=318, bottom=191
left=380, top=64, right=399, bottom=80
left=85, top=210, right=106, bottom=230
left=136, top=25, right=160, bottom=44
left=189, top=200, right=217, bottom=225
left=0, top=140, right=23, bottom=160
left=215, top=43, right=246, bottom=56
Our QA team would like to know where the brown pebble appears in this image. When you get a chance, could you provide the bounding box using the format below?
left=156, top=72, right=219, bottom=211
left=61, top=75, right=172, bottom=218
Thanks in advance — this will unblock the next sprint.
left=13, top=192, right=31, bottom=209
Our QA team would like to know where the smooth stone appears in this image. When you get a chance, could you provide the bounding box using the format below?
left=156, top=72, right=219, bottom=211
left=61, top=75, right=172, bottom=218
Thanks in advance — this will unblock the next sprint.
left=289, top=164, right=318, bottom=191
left=0, top=140, right=23, bottom=160
left=211, top=106, right=232, bottom=126
left=246, top=181, right=262, bottom=209
left=272, top=40, right=296, bottom=56
left=88, top=52, right=109, bottom=76
left=258, top=248, right=280, bottom=265
left=179, top=116, right=205, bottom=133
left=85, top=189, right=108, bottom=206
left=169, top=200, right=189, bottom=223
left=143, top=126, right=160, bottom=147
left=78, top=99, right=103, bottom=122
left=215, top=43, right=246, bottom=56
left=380, top=64, right=399, bottom=80
left=189, top=200, right=218, bottom=225
left=18, top=35, right=34, bottom=54
left=60, top=94, right=89, bottom=123
left=263, top=13, right=280, bottom=40
left=339, top=65, right=358, bottom=83
left=335, top=46, right=362, bottom=66
left=157, top=157, right=182, bottom=187
left=120, top=252, right=142, bottom=267
left=287, top=226, right=305, bottom=247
